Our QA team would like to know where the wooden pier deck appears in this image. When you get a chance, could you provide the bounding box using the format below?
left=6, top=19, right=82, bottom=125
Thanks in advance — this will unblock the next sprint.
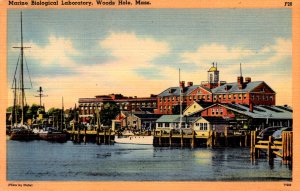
left=153, top=130, right=250, bottom=148
left=250, top=131, right=292, bottom=164
left=66, top=129, right=115, bottom=144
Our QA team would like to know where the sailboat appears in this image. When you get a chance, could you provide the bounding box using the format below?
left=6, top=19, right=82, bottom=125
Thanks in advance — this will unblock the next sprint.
left=9, top=12, right=37, bottom=141
left=37, top=97, right=67, bottom=142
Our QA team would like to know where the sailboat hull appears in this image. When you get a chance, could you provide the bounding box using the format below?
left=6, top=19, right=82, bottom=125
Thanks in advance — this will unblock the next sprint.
left=10, top=129, right=38, bottom=141
left=39, top=132, right=67, bottom=142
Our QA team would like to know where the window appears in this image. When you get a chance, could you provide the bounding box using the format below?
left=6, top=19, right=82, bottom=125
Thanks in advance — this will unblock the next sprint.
left=220, top=109, right=223, bottom=115
left=172, top=97, right=175, bottom=101
left=228, top=94, right=232, bottom=99
left=212, top=109, right=215, bottom=115
left=216, top=109, right=219, bottom=115
left=270, top=95, right=273, bottom=100
left=239, top=94, right=242, bottom=100
left=214, top=95, right=217, bottom=100
left=158, top=123, right=162, bottom=127
left=223, top=94, right=226, bottom=99
left=198, top=95, right=201, bottom=100
left=203, top=123, right=208, bottom=131
left=189, top=96, right=192, bottom=101
left=234, top=94, right=237, bottom=99
left=243, top=94, right=247, bottom=99
left=200, top=123, right=204, bottom=130
left=195, top=123, right=199, bottom=126
left=257, top=95, right=260, bottom=101
left=160, top=98, right=162, bottom=102
left=265, top=96, right=268, bottom=101
left=163, top=98, right=166, bottom=102
left=251, top=95, right=255, bottom=100
left=194, top=96, right=196, bottom=100
left=165, top=123, right=169, bottom=127
left=207, top=95, right=210, bottom=100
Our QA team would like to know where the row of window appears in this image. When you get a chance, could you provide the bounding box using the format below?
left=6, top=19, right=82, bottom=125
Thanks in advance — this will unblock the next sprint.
left=211, top=108, right=223, bottom=115
left=251, top=94, right=273, bottom=101
left=159, top=93, right=274, bottom=103
left=195, top=123, right=208, bottom=131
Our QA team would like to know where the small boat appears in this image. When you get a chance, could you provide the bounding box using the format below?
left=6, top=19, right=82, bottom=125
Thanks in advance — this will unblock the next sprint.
left=37, top=127, right=67, bottom=142
left=114, top=131, right=153, bottom=145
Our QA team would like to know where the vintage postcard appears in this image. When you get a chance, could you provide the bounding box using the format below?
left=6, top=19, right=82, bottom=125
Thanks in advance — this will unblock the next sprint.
left=0, top=0, right=299, bottom=191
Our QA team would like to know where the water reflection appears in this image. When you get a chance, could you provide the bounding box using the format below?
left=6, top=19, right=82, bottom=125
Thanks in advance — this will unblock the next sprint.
left=7, top=141, right=292, bottom=181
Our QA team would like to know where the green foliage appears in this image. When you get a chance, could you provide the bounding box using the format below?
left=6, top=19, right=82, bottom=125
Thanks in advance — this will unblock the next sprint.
left=100, top=102, right=120, bottom=126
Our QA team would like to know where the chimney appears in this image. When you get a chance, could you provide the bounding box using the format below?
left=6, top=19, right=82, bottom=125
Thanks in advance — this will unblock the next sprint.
left=249, top=102, right=253, bottom=112
left=180, top=81, right=185, bottom=89
left=245, top=77, right=251, bottom=83
left=237, top=76, right=244, bottom=89
left=237, top=63, right=244, bottom=89
left=187, top=81, right=193, bottom=87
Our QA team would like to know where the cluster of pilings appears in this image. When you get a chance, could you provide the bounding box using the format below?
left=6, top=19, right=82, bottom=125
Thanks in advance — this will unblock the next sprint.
left=69, top=126, right=114, bottom=144
left=153, top=130, right=251, bottom=148
left=250, top=131, right=292, bottom=165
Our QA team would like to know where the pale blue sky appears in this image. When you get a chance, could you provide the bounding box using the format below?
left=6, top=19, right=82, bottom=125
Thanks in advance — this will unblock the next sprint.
left=7, top=9, right=292, bottom=108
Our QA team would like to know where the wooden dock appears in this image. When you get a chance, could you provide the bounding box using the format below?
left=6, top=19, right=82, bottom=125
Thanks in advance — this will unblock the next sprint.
left=67, top=129, right=115, bottom=144
left=250, top=131, right=292, bottom=164
left=153, top=130, right=250, bottom=148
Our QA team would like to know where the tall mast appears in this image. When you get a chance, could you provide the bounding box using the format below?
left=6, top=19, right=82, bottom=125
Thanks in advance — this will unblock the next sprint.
left=12, top=12, right=31, bottom=125
left=179, top=68, right=182, bottom=129
left=61, top=96, right=64, bottom=131
left=240, top=63, right=243, bottom=77
left=35, top=86, right=47, bottom=108
left=20, top=12, right=25, bottom=125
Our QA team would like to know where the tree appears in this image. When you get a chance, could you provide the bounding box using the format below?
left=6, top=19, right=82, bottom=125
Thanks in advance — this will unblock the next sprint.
left=100, top=102, right=120, bottom=126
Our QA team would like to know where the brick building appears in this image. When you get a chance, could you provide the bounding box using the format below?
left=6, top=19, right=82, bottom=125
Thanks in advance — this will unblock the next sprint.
left=78, top=94, right=157, bottom=121
left=155, top=63, right=276, bottom=114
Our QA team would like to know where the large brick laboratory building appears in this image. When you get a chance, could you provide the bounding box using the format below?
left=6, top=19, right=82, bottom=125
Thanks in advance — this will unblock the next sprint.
left=78, top=94, right=157, bottom=118
left=155, top=63, right=276, bottom=114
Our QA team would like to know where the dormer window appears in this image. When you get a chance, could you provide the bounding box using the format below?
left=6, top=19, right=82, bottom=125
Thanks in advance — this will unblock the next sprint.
left=225, top=85, right=232, bottom=91
left=169, top=88, right=176, bottom=94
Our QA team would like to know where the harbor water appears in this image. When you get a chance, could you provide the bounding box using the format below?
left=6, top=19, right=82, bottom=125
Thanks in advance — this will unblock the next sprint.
left=7, top=140, right=291, bottom=181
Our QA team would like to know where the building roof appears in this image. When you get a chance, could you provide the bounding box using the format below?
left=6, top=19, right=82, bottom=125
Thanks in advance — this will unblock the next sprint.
left=208, top=66, right=218, bottom=72
left=134, top=113, right=163, bottom=119
left=195, top=101, right=214, bottom=108
left=158, top=85, right=211, bottom=97
left=202, top=116, right=229, bottom=124
left=156, top=115, right=199, bottom=123
left=219, top=103, right=292, bottom=120
left=211, top=81, right=266, bottom=94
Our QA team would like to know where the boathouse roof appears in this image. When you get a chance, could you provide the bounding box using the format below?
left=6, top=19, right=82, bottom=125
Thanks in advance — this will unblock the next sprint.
left=219, top=103, right=292, bottom=119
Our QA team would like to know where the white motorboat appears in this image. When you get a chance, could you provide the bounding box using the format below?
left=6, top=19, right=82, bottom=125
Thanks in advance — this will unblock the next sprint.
left=114, top=134, right=153, bottom=145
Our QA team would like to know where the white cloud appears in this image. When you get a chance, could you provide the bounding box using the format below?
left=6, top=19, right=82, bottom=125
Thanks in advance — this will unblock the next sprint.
left=8, top=32, right=173, bottom=108
left=181, top=43, right=255, bottom=66
left=13, top=36, right=80, bottom=67
left=100, top=32, right=170, bottom=67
